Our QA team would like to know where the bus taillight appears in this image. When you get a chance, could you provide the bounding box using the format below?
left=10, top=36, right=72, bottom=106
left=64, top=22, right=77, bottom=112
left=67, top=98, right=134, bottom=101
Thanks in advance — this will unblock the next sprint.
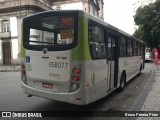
left=21, top=71, right=25, bottom=75
left=21, top=64, right=25, bottom=69
left=21, top=63, right=26, bottom=75
left=70, top=65, right=82, bottom=92
left=73, top=68, right=80, bottom=74
left=73, top=75, right=79, bottom=81
left=21, top=61, right=27, bottom=84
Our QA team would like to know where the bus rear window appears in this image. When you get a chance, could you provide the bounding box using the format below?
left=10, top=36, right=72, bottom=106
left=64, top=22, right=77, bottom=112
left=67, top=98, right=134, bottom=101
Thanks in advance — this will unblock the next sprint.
left=29, top=28, right=73, bottom=45
left=23, top=14, right=77, bottom=51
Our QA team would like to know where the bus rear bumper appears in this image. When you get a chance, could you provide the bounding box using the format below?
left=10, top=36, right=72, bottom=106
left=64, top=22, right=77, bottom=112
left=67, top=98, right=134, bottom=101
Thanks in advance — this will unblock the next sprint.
left=21, top=82, right=86, bottom=105
left=22, top=82, right=68, bottom=103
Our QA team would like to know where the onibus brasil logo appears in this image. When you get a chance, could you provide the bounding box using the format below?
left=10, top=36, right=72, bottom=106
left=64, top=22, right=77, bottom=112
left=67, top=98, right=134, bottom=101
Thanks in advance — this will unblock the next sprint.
left=1, top=112, right=42, bottom=118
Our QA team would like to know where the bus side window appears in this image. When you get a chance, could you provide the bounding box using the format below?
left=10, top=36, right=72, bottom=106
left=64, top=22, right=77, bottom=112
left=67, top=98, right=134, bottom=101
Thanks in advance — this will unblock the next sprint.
left=89, top=21, right=106, bottom=59
left=137, top=42, right=140, bottom=55
left=94, top=44, right=99, bottom=57
left=89, top=43, right=98, bottom=58
left=120, top=37, right=127, bottom=57
left=98, top=43, right=106, bottom=57
left=133, top=41, right=136, bottom=55
left=127, top=39, right=133, bottom=56
left=107, top=36, right=111, bottom=60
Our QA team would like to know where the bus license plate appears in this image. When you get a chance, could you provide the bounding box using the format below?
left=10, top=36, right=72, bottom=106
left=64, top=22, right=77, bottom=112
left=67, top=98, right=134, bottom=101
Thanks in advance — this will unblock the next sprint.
left=42, top=82, right=53, bottom=89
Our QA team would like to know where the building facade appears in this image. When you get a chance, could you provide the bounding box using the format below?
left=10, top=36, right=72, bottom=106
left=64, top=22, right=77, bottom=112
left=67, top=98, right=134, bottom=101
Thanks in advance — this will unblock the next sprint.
left=0, top=0, right=52, bottom=65
left=0, top=0, right=103, bottom=65
left=51, top=0, right=104, bottom=19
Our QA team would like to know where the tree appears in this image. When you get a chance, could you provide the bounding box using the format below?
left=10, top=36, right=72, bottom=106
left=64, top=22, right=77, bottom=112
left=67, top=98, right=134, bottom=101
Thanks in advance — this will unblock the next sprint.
left=134, top=0, right=160, bottom=49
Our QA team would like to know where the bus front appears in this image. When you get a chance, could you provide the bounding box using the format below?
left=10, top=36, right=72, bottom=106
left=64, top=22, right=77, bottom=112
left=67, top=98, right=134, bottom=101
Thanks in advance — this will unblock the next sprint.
left=21, top=10, right=84, bottom=105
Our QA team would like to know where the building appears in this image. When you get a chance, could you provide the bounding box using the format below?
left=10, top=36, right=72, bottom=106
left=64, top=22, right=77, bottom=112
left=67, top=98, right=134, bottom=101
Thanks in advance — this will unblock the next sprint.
left=0, top=0, right=52, bottom=65
left=0, top=0, right=103, bottom=65
left=51, top=0, right=104, bottom=20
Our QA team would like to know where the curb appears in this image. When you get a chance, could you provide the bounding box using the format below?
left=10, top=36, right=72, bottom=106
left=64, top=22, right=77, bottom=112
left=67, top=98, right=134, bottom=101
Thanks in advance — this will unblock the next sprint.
left=0, top=66, right=21, bottom=72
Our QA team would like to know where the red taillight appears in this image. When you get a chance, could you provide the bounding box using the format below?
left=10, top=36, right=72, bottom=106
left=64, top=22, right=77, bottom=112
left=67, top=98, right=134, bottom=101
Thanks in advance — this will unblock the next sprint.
left=70, top=65, right=82, bottom=92
left=74, top=68, right=79, bottom=74
left=73, top=76, right=78, bottom=81
left=22, top=71, right=25, bottom=75
left=21, top=63, right=26, bottom=75
left=21, top=64, right=25, bottom=69
left=21, top=61, right=27, bottom=84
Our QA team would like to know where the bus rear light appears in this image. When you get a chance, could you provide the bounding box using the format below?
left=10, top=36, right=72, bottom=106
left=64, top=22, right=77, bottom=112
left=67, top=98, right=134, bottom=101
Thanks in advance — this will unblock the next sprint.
left=21, top=64, right=25, bottom=69
left=73, top=76, right=79, bottom=81
left=21, top=60, right=27, bottom=84
left=70, top=64, right=82, bottom=92
left=73, top=68, right=80, bottom=74
left=71, top=83, right=79, bottom=91
left=22, top=71, right=26, bottom=75
left=22, top=76, right=26, bottom=82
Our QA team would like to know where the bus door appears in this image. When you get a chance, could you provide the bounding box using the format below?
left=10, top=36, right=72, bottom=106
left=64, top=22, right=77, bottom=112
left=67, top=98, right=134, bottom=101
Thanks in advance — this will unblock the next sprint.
left=89, top=23, right=108, bottom=102
left=107, top=34, right=118, bottom=91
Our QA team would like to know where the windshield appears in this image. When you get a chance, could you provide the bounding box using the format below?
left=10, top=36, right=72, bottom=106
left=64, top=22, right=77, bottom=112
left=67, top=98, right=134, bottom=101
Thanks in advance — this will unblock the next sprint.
left=23, top=13, right=77, bottom=51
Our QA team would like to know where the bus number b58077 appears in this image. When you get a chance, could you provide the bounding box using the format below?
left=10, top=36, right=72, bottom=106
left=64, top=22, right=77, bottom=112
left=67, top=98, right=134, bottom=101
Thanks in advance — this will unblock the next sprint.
left=49, top=62, right=68, bottom=69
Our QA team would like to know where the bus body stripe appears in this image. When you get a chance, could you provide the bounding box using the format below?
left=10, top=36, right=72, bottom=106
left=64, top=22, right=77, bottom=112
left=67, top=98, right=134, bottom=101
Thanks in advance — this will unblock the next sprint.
left=72, top=16, right=91, bottom=61
left=21, top=45, right=25, bottom=58
left=21, top=23, right=25, bottom=58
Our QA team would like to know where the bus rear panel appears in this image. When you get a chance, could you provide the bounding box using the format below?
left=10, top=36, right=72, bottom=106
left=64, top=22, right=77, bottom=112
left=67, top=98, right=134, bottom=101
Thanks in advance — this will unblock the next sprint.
left=21, top=10, right=87, bottom=105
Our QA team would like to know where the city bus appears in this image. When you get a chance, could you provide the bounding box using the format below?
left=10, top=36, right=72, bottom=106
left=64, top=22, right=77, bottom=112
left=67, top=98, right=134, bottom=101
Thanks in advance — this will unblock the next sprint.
left=21, top=10, right=145, bottom=105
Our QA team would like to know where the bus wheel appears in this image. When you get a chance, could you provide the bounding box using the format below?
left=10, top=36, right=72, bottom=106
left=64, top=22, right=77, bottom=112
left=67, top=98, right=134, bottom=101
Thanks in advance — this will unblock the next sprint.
left=118, top=73, right=126, bottom=92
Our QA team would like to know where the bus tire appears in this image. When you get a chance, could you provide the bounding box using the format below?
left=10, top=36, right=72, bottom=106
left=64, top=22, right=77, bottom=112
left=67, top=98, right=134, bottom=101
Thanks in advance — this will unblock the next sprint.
left=118, top=73, right=126, bottom=92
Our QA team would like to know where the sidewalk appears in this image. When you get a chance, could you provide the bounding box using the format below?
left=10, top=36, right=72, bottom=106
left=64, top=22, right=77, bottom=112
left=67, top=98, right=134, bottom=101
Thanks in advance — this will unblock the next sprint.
left=0, top=65, right=21, bottom=72
left=140, top=71, right=160, bottom=111
left=133, top=69, right=160, bottom=120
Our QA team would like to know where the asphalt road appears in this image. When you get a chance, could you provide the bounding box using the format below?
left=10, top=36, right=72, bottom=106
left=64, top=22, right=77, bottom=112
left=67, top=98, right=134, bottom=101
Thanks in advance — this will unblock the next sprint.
left=0, top=63, right=157, bottom=120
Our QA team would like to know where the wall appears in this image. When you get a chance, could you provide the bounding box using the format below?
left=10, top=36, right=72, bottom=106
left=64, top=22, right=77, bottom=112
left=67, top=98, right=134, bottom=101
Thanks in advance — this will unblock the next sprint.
left=52, top=2, right=83, bottom=10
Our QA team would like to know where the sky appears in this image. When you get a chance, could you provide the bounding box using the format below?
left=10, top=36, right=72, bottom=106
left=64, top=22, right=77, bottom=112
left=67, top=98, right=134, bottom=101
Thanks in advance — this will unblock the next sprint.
left=104, top=0, right=135, bottom=35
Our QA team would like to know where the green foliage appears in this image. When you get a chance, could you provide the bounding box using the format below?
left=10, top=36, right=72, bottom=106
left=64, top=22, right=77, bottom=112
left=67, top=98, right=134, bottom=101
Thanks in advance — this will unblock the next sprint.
left=134, top=0, right=160, bottom=49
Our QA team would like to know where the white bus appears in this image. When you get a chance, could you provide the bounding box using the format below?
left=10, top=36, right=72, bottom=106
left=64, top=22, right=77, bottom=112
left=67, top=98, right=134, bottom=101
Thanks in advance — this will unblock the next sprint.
left=21, top=10, right=145, bottom=105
